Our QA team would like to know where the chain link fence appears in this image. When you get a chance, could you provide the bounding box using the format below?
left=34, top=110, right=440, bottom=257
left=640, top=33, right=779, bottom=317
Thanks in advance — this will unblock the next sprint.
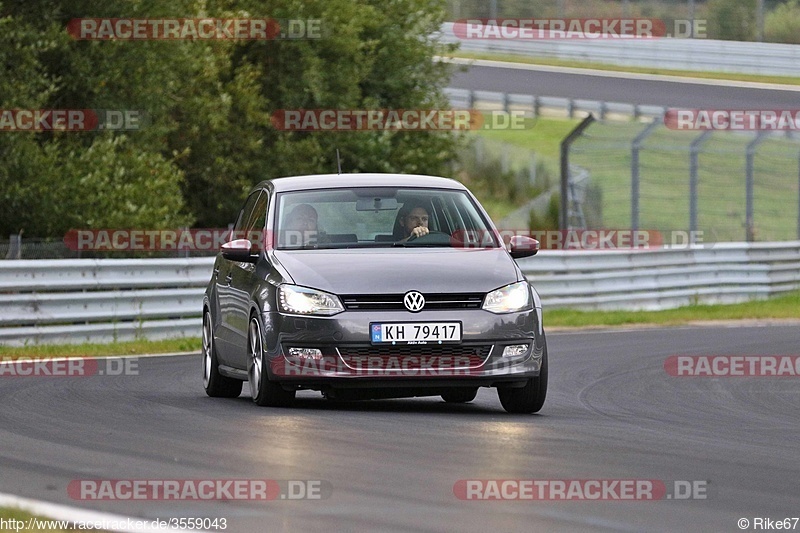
left=565, top=119, right=800, bottom=242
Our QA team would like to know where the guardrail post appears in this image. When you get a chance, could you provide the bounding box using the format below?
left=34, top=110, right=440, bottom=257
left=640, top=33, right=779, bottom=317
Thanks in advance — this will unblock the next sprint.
left=567, top=99, right=575, bottom=119
left=745, top=132, right=768, bottom=242
left=630, top=118, right=662, bottom=232
left=503, top=92, right=510, bottom=114
left=533, top=96, right=540, bottom=118
left=560, top=115, right=596, bottom=230
left=5, top=233, right=21, bottom=260
left=689, top=130, right=712, bottom=241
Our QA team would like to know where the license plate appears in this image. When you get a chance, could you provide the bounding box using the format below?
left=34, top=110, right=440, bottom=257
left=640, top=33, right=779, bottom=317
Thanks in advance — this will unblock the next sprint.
left=371, top=322, right=462, bottom=344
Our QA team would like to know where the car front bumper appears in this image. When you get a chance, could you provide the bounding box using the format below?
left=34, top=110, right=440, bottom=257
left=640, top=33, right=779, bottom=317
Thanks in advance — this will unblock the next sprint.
left=262, top=307, right=545, bottom=389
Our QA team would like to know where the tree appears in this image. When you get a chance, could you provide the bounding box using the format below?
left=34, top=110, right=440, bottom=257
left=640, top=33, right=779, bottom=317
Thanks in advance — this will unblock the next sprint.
left=0, top=0, right=196, bottom=236
left=0, top=0, right=462, bottom=236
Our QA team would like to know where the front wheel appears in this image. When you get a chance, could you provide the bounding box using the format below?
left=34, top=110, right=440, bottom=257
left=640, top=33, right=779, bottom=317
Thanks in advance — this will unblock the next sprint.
left=497, top=341, right=548, bottom=414
left=202, top=310, right=243, bottom=398
left=248, top=315, right=295, bottom=407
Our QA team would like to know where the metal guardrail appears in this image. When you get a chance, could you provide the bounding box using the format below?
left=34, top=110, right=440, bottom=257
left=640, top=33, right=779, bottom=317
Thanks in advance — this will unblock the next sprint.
left=438, top=22, right=800, bottom=76
left=1, top=243, right=799, bottom=345
left=0, top=258, right=214, bottom=346
left=518, top=242, right=800, bottom=310
left=444, top=87, right=667, bottom=120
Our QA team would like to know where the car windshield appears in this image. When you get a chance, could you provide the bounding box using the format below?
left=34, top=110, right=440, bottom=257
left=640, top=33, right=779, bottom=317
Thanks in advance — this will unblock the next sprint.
left=275, top=187, right=499, bottom=250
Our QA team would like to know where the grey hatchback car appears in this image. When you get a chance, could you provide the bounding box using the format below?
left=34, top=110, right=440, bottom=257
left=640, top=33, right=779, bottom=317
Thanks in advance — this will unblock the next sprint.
left=202, top=173, right=547, bottom=413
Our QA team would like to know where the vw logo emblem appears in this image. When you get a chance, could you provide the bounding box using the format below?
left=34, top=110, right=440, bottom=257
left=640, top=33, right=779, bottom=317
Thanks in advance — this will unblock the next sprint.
left=403, top=291, right=425, bottom=312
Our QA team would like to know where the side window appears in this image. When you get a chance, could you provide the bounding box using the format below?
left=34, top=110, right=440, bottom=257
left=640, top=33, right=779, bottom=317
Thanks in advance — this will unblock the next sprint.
left=246, top=191, right=269, bottom=232
left=233, top=191, right=262, bottom=234
left=246, top=192, right=269, bottom=250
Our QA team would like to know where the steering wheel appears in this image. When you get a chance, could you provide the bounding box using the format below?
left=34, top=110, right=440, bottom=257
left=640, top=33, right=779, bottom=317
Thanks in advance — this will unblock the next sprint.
left=404, top=231, right=450, bottom=244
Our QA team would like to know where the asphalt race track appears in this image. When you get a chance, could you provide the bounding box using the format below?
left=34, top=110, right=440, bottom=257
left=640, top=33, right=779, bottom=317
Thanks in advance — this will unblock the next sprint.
left=1, top=324, right=798, bottom=531
left=449, top=62, right=800, bottom=109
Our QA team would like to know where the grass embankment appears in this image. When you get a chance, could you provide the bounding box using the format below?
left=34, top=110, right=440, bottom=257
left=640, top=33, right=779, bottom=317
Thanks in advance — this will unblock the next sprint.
left=545, top=290, right=800, bottom=328
left=0, top=337, right=200, bottom=360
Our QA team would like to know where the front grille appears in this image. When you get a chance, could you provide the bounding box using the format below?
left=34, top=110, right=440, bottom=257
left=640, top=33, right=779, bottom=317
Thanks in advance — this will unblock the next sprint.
left=337, top=344, right=492, bottom=369
left=341, top=293, right=484, bottom=311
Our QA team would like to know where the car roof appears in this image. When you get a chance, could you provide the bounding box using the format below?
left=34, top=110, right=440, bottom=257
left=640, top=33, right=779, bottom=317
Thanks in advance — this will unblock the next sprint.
left=257, top=173, right=467, bottom=193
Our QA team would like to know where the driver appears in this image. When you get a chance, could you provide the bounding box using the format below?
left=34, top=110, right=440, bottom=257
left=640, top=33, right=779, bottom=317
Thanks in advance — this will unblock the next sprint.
left=398, top=205, right=430, bottom=242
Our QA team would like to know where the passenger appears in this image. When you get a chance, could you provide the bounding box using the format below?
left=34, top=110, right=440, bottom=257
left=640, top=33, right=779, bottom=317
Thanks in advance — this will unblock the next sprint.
left=283, top=204, right=320, bottom=246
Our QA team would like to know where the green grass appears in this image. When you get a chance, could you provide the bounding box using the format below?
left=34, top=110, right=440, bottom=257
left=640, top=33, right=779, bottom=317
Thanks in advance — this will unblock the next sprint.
left=449, top=51, right=800, bottom=86
left=477, top=116, right=580, bottom=161
left=0, top=337, right=200, bottom=360
left=545, top=290, right=800, bottom=328
left=0, top=507, right=85, bottom=532
left=567, top=122, right=800, bottom=241
left=479, top=197, right=524, bottom=220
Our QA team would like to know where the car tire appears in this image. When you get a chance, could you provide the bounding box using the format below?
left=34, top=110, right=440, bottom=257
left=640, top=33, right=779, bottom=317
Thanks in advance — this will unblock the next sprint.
left=248, top=314, right=296, bottom=407
left=441, top=388, right=479, bottom=403
left=497, top=339, right=548, bottom=414
left=203, top=310, right=243, bottom=398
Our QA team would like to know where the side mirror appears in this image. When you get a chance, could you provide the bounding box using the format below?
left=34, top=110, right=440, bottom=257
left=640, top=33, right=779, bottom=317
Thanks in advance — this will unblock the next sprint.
left=221, top=239, right=259, bottom=263
left=508, top=236, right=539, bottom=259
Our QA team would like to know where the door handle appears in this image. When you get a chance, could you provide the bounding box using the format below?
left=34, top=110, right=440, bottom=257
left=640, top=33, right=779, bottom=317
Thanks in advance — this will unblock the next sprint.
left=225, top=274, right=233, bottom=285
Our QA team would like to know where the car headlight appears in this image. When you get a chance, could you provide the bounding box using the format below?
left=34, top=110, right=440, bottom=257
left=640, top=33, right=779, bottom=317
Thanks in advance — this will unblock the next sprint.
left=482, top=281, right=532, bottom=314
left=278, top=285, right=344, bottom=316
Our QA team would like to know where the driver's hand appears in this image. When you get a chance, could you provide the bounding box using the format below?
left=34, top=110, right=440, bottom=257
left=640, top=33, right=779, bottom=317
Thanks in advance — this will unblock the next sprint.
left=412, top=227, right=429, bottom=238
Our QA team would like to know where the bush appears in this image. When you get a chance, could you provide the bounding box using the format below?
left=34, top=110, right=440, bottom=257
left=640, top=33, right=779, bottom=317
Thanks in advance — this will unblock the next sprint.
left=765, top=0, right=800, bottom=43
left=455, top=138, right=549, bottom=206
left=529, top=193, right=560, bottom=232
left=707, top=0, right=757, bottom=41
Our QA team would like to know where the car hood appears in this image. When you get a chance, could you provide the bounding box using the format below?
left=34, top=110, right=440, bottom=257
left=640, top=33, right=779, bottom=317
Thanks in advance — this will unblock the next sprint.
left=271, top=248, right=520, bottom=294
